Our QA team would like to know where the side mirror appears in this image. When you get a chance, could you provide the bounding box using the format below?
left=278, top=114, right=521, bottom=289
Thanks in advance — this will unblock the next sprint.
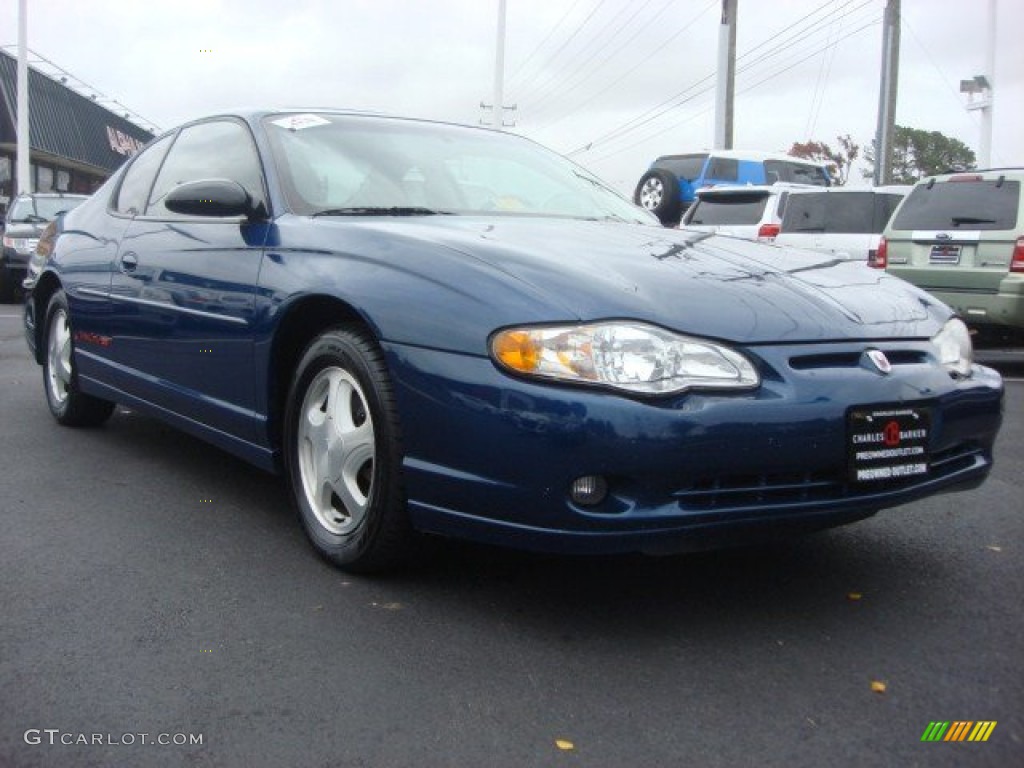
left=165, top=179, right=261, bottom=219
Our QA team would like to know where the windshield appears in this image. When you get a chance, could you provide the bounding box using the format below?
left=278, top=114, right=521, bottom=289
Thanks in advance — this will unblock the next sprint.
left=891, top=179, right=1019, bottom=231
left=8, top=196, right=85, bottom=222
left=262, top=113, right=653, bottom=223
left=685, top=193, right=770, bottom=226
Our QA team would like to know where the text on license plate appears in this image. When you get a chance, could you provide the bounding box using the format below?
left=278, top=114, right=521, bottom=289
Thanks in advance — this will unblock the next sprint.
left=929, top=244, right=961, bottom=264
left=848, top=407, right=930, bottom=482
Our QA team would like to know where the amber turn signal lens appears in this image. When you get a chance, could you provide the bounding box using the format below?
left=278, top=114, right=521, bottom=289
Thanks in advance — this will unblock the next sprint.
left=492, top=330, right=540, bottom=372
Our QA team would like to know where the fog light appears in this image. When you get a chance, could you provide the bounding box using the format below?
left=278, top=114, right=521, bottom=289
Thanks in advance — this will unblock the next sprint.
left=570, top=475, right=608, bottom=506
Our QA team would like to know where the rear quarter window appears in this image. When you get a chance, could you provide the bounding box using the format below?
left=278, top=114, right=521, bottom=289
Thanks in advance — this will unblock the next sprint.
left=706, top=157, right=739, bottom=181
left=764, top=160, right=829, bottom=187
left=891, top=180, right=1020, bottom=231
left=686, top=193, right=769, bottom=225
left=656, top=155, right=707, bottom=180
left=783, top=192, right=874, bottom=234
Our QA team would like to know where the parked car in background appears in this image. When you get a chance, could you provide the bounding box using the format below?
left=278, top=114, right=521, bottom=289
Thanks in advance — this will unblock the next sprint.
left=879, top=168, right=1024, bottom=345
left=23, top=109, right=1003, bottom=573
left=2, top=192, right=87, bottom=302
left=774, top=185, right=909, bottom=262
left=634, top=150, right=831, bottom=225
left=680, top=183, right=804, bottom=242
left=682, top=184, right=909, bottom=264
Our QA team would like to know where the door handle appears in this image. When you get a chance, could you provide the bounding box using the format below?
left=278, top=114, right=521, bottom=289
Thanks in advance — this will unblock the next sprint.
left=120, top=252, right=138, bottom=272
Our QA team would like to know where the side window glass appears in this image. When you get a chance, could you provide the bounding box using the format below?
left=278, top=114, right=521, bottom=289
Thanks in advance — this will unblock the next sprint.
left=114, top=135, right=172, bottom=215
left=146, top=120, right=265, bottom=217
left=783, top=194, right=826, bottom=232
left=764, top=160, right=788, bottom=183
left=707, top=157, right=738, bottom=181
left=874, top=193, right=904, bottom=233
left=823, top=192, right=871, bottom=233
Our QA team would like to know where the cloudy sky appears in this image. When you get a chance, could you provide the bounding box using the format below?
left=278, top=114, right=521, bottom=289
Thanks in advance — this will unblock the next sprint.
left=3, top=0, right=1021, bottom=194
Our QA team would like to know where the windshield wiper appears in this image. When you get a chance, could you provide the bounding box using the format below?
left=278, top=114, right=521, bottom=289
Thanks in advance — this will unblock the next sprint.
left=951, top=216, right=995, bottom=226
left=312, top=206, right=451, bottom=218
left=789, top=226, right=825, bottom=232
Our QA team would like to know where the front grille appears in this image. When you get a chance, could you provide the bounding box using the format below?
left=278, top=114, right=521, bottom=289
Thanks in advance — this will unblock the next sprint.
left=789, top=349, right=927, bottom=370
left=671, top=442, right=984, bottom=511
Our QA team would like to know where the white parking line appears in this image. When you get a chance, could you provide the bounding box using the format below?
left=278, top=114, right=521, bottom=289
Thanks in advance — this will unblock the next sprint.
left=0, top=314, right=22, bottom=319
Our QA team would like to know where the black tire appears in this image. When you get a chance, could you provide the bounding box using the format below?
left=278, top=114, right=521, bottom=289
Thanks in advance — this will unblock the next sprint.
left=633, top=168, right=681, bottom=226
left=283, top=325, right=413, bottom=572
left=42, top=290, right=115, bottom=427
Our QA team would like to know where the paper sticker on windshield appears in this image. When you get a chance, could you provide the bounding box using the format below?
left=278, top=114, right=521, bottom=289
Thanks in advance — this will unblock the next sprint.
left=271, top=114, right=331, bottom=131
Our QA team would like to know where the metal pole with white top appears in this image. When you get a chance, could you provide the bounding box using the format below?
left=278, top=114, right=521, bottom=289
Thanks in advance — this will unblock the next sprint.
left=16, top=0, right=32, bottom=195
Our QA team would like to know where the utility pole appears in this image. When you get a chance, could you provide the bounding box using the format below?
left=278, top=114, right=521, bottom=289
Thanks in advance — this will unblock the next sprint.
left=714, top=0, right=737, bottom=149
left=872, top=0, right=900, bottom=186
left=17, top=0, right=31, bottom=195
left=481, top=0, right=516, bottom=130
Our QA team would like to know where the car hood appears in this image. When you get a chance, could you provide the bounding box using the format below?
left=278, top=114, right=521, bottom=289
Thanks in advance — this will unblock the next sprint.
left=320, top=216, right=949, bottom=344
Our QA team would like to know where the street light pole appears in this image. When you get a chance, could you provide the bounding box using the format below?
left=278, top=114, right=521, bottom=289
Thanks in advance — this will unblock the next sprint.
left=979, top=0, right=996, bottom=166
left=17, top=0, right=31, bottom=195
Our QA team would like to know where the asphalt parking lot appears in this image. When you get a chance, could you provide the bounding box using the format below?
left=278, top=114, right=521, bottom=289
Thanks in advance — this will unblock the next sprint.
left=1, top=311, right=1021, bottom=768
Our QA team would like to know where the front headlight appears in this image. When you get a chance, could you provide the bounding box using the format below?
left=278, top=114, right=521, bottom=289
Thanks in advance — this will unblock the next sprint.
left=931, top=317, right=973, bottom=378
left=490, top=321, right=760, bottom=395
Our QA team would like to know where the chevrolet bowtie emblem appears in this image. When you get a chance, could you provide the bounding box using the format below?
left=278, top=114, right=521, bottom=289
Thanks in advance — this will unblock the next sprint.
left=866, top=349, right=892, bottom=374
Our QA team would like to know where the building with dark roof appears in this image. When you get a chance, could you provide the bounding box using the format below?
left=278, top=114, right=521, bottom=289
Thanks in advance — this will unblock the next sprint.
left=0, top=48, right=154, bottom=209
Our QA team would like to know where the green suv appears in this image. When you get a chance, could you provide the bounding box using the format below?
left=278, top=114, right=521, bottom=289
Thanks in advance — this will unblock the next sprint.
left=877, top=168, right=1024, bottom=345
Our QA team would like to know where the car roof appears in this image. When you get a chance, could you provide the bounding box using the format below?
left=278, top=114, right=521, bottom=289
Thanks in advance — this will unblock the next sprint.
left=657, top=149, right=825, bottom=164
left=916, top=167, right=1024, bottom=183
left=784, top=185, right=911, bottom=196
left=693, top=182, right=817, bottom=197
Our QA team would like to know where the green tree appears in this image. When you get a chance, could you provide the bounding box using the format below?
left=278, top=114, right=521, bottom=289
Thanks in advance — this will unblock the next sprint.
left=788, top=134, right=860, bottom=186
left=863, top=126, right=976, bottom=183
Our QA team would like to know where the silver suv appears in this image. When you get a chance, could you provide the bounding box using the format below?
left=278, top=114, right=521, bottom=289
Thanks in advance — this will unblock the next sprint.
left=681, top=184, right=906, bottom=263
left=879, top=169, right=1024, bottom=344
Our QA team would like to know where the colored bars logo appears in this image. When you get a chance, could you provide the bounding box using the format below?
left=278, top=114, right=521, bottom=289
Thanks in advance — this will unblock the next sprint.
left=921, top=721, right=997, bottom=742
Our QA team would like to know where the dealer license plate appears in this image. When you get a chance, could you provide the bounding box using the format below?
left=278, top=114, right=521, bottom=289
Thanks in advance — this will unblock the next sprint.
left=929, top=244, right=961, bottom=264
left=848, top=407, right=930, bottom=482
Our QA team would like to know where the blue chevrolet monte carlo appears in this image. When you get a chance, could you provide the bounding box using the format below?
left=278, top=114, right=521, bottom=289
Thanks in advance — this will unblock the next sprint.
left=23, top=110, right=1004, bottom=572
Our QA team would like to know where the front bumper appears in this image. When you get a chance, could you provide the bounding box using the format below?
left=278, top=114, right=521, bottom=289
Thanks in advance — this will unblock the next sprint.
left=386, top=338, right=1004, bottom=554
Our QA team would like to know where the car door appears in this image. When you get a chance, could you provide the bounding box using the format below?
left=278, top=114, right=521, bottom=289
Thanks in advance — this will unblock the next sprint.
left=105, top=118, right=270, bottom=442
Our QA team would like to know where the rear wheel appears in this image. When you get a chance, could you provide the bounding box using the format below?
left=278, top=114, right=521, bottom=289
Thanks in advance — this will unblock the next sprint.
left=43, top=290, right=115, bottom=427
left=284, top=326, right=413, bottom=572
left=633, top=168, right=681, bottom=226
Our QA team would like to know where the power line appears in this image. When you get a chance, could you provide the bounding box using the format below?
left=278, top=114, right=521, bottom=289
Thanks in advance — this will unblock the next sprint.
left=564, top=0, right=871, bottom=156
left=586, top=14, right=880, bottom=165
left=526, top=0, right=659, bottom=116
left=529, top=0, right=708, bottom=132
left=511, top=0, right=610, bottom=106
left=507, top=0, right=587, bottom=88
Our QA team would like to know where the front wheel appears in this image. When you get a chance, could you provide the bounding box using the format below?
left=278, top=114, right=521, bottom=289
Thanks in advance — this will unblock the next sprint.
left=283, top=326, right=412, bottom=572
left=42, top=290, right=115, bottom=427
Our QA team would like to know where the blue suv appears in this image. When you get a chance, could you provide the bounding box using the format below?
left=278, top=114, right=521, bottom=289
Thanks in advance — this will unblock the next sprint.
left=634, top=150, right=831, bottom=225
